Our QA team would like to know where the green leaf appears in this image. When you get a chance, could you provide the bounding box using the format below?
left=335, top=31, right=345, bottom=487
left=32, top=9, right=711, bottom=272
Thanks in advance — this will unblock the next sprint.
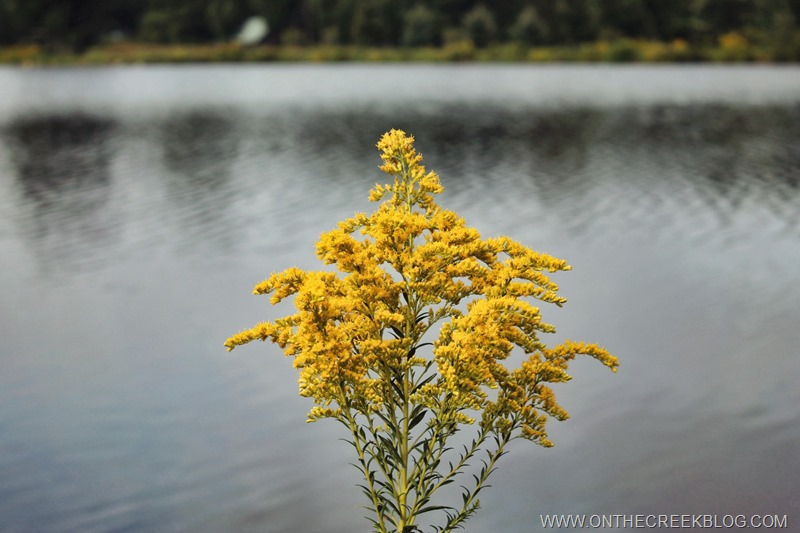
left=411, top=372, right=437, bottom=394
left=408, top=409, right=427, bottom=430
left=417, top=504, right=454, bottom=515
left=390, top=377, right=404, bottom=398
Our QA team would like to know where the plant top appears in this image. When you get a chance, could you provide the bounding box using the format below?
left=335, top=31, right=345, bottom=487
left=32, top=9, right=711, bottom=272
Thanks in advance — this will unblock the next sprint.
left=225, top=129, right=617, bottom=532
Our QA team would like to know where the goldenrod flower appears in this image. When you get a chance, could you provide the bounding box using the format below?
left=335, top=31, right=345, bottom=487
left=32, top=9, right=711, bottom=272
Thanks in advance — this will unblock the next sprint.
left=225, top=129, right=618, bottom=532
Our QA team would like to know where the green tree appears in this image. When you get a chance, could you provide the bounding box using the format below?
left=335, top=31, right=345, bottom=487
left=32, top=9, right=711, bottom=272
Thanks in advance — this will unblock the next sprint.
left=0, top=0, right=34, bottom=44
left=403, top=4, right=440, bottom=47
left=753, top=0, right=800, bottom=60
left=351, top=0, right=401, bottom=46
left=3, top=0, right=797, bottom=57
left=430, top=0, right=473, bottom=30
left=689, top=0, right=754, bottom=43
left=140, top=0, right=211, bottom=43
left=462, top=4, right=497, bottom=48
left=205, top=0, right=243, bottom=41
left=561, top=0, right=601, bottom=43
left=1, top=0, right=132, bottom=51
left=509, top=6, right=551, bottom=45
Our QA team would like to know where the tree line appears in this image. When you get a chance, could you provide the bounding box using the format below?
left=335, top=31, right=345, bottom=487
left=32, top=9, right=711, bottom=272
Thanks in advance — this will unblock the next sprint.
left=1, top=0, right=798, bottom=54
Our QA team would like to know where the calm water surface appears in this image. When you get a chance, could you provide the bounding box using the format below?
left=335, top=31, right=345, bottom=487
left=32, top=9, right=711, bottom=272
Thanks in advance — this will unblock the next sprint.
left=1, top=65, right=799, bottom=532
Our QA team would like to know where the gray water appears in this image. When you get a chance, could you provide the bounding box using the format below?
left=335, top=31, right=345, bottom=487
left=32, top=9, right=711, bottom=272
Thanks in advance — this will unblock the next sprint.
left=1, top=65, right=799, bottom=532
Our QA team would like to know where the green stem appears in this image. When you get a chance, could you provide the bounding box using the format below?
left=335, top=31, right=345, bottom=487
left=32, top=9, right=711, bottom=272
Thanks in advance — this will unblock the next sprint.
left=398, top=363, right=411, bottom=529
left=441, top=417, right=517, bottom=533
left=365, top=413, right=400, bottom=498
left=342, top=395, right=389, bottom=533
left=398, top=155, right=417, bottom=531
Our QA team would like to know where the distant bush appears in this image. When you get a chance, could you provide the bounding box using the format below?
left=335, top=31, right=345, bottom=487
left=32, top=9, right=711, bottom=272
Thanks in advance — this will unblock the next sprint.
left=665, top=39, right=697, bottom=62
left=713, top=32, right=752, bottom=61
left=482, top=43, right=528, bottom=61
left=280, top=28, right=308, bottom=47
left=2, top=0, right=798, bottom=63
left=442, top=39, right=477, bottom=61
left=527, top=47, right=559, bottom=62
left=0, top=44, right=43, bottom=64
left=605, top=39, right=641, bottom=62
left=0, top=33, right=793, bottom=65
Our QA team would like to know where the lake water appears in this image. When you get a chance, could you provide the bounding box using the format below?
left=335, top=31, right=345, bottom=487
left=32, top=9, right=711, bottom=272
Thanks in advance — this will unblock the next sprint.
left=1, top=65, right=799, bottom=532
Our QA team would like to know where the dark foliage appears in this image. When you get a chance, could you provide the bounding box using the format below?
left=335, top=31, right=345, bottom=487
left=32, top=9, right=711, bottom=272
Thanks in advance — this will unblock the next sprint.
left=0, top=0, right=797, bottom=55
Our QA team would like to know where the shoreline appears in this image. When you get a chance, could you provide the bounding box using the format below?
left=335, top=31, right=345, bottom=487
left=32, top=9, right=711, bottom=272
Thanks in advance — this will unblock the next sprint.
left=1, top=39, right=796, bottom=66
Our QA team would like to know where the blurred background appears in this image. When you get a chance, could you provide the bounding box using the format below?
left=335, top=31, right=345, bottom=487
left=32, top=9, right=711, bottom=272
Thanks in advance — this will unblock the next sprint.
left=1, top=0, right=800, bottom=62
left=1, top=3, right=800, bottom=533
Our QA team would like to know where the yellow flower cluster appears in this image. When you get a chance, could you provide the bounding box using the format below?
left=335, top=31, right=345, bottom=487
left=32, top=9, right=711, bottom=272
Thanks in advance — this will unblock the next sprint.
left=370, top=128, right=443, bottom=213
left=225, top=129, right=618, bottom=443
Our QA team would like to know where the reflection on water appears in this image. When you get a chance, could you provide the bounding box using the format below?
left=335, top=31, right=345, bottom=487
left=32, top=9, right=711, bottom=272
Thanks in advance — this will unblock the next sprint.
left=4, top=102, right=798, bottom=271
left=274, top=102, right=800, bottom=238
left=3, top=115, right=118, bottom=272
left=161, top=110, right=239, bottom=187
left=6, top=114, right=115, bottom=200
left=158, top=111, right=243, bottom=250
left=0, top=66, right=799, bottom=533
